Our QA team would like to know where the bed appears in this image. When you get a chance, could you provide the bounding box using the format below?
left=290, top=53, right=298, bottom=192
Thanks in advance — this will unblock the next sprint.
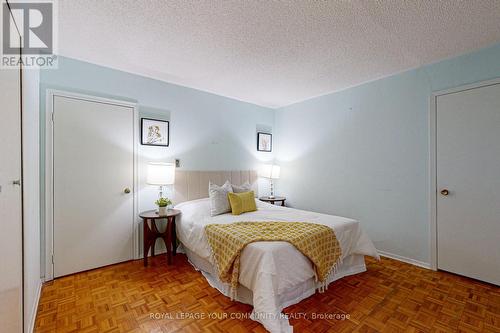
left=173, top=171, right=379, bottom=333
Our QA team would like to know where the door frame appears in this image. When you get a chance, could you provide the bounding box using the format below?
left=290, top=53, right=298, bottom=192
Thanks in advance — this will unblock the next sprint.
left=45, top=89, right=139, bottom=281
left=429, top=77, right=500, bottom=271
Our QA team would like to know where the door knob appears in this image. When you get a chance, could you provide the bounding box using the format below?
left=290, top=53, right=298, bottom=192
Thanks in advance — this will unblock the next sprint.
left=440, top=189, right=449, bottom=196
left=124, top=188, right=131, bottom=194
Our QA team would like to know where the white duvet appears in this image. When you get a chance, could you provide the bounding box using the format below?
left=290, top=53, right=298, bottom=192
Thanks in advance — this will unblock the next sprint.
left=175, top=198, right=379, bottom=333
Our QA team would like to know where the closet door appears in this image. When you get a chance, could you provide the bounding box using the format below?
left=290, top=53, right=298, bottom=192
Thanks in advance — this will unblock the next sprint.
left=0, top=33, right=23, bottom=332
left=52, top=94, right=135, bottom=278
left=437, top=82, right=500, bottom=285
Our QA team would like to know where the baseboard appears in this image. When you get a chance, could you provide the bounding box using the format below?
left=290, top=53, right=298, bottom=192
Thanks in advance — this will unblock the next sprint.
left=140, top=248, right=168, bottom=258
left=28, top=279, right=43, bottom=333
left=377, top=250, right=432, bottom=270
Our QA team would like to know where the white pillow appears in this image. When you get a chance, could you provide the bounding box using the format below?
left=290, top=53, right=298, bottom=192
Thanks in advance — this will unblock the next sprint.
left=209, top=180, right=233, bottom=216
left=232, top=182, right=252, bottom=193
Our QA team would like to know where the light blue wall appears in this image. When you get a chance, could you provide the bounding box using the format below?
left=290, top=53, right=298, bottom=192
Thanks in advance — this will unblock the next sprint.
left=40, top=56, right=275, bottom=170
left=274, top=43, right=500, bottom=265
left=40, top=43, right=500, bottom=270
left=39, top=56, right=275, bottom=277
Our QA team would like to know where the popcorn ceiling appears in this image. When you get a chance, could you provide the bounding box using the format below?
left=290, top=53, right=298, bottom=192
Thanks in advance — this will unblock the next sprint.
left=58, top=0, right=500, bottom=108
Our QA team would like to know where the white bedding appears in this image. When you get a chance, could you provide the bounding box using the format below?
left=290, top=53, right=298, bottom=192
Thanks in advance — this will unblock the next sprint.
left=175, top=198, right=379, bottom=333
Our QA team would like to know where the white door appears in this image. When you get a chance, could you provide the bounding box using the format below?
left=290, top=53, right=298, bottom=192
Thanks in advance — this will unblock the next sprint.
left=437, top=83, right=500, bottom=285
left=52, top=94, right=135, bottom=278
left=0, top=36, right=23, bottom=332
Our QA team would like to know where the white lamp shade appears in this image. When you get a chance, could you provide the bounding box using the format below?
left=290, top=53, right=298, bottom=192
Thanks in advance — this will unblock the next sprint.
left=147, top=162, right=175, bottom=185
left=259, top=164, right=280, bottom=179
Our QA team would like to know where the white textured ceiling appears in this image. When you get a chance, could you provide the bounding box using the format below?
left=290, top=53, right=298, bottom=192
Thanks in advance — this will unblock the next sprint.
left=58, top=0, right=500, bottom=108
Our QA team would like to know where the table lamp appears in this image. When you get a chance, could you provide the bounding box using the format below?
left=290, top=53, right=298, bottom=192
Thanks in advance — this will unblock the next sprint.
left=259, top=164, right=280, bottom=198
left=147, top=162, right=175, bottom=199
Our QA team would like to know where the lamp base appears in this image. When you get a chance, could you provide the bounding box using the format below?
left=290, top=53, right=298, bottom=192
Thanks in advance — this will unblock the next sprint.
left=269, top=179, right=276, bottom=200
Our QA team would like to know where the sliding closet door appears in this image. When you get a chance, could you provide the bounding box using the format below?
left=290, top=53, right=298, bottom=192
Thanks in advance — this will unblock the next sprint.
left=0, top=35, right=23, bottom=332
left=52, top=94, right=135, bottom=278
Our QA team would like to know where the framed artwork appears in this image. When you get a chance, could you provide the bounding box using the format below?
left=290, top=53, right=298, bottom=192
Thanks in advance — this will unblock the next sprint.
left=257, top=132, right=272, bottom=152
left=141, top=118, right=169, bottom=146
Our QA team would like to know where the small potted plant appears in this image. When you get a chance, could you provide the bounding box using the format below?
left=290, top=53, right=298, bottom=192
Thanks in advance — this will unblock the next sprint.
left=155, top=197, right=172, bottom=216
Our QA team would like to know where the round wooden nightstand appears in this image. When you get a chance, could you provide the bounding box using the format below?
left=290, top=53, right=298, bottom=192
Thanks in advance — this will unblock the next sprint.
left=259, top=196, right=286, bottom=206
left=139, top=209, right=181, bottom=266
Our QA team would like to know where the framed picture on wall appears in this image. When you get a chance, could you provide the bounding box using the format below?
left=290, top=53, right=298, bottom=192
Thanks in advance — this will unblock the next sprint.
left=141, top=118, right=169, bottom=146
left=257, top=132, right=272, bottom=152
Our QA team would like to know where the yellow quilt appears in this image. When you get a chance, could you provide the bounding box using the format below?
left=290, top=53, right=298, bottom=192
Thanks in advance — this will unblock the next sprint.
left=204, top=221, right=342, bottom=299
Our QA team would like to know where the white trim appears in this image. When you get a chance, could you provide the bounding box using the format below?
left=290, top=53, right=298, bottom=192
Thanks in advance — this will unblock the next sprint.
left=27, top=279, right=42, bottom=333
left=45, top=89, right=139, bottom=280
left=44, top=91, right=53, bottom=281
left=429, top=77, right=500, bottom=272
left=142, top=248, right=168, bottom=258
left=133, top=106, right=140, bottom=260
left=377, top=250, right=431, bottom=270
left=431, top=77, right=500, bottom=97
left=429, top=93, right=438, bottom=271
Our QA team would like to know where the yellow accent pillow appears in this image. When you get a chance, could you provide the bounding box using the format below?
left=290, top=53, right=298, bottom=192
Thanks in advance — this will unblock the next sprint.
left=227, top=191, right=257, bottom=215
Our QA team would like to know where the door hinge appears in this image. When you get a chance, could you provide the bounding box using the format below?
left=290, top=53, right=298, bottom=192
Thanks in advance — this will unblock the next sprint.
left=51, top=112, right=54, bottom=123
left=51, top=254, right=54, bottom=264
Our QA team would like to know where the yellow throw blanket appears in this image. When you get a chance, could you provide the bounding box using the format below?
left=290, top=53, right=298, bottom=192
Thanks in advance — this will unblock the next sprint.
left=205, top=222, right=342, bottom=299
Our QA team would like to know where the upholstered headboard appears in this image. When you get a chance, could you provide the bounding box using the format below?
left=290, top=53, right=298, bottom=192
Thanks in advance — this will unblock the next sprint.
left=173, top=170, right=258, bottom=204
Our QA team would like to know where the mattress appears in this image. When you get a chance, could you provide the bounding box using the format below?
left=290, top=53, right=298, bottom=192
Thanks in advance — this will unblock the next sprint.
left=175, top=198, right=379, bottom=333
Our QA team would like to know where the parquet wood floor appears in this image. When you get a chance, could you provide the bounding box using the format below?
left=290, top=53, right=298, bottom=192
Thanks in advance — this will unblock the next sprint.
left=35, top=255, right=500, bottom=333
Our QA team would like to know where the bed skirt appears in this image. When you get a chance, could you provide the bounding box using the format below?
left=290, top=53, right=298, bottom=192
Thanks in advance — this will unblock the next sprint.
left=181, top=244, right=367, bottom=313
